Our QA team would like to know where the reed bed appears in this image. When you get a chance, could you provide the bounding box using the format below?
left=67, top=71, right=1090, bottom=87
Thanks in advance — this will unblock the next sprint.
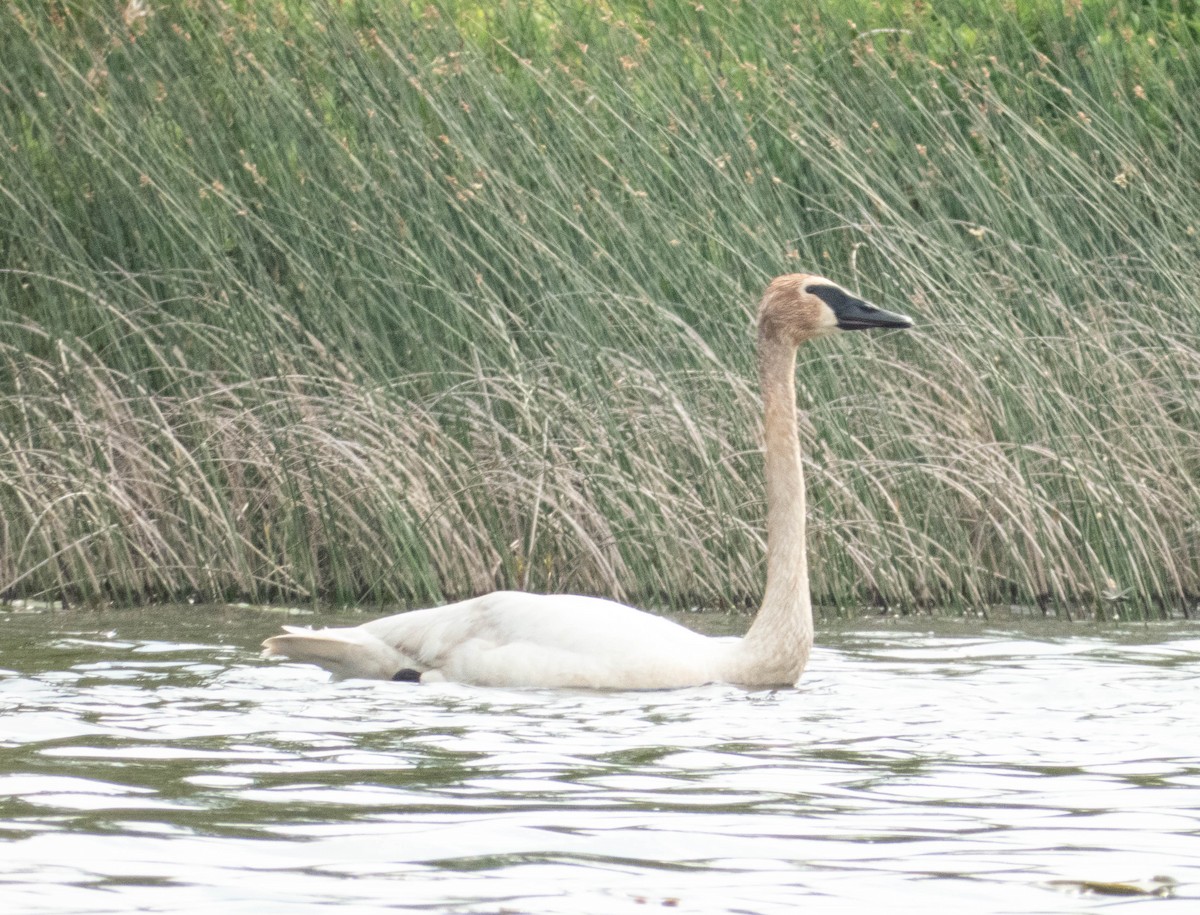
left=1, top=1, right=1198, bottom=616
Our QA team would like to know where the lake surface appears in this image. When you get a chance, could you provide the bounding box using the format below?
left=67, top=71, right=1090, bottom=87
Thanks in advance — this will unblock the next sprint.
left=1, top=606, right=1197, bottom=913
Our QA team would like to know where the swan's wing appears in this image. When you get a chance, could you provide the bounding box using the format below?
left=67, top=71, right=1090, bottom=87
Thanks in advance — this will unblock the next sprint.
left=261, top=624, right=418, bottom=680
left=358, top=591, right=724, bottom=688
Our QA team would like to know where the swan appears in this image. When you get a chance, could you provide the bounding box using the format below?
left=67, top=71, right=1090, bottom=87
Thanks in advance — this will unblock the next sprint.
left=262, top=274, right=912, bottom=688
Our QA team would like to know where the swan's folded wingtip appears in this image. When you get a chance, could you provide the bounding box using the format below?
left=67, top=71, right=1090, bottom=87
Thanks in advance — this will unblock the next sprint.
left=261, top=625, right=316, bottom=656
left=258, top=627, right=408, bottom=680
left=260, top=634, right=286, bottom=657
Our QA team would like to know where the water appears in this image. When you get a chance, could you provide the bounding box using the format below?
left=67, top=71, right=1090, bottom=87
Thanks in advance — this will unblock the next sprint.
left=1, top=606, right=1197, bottom=913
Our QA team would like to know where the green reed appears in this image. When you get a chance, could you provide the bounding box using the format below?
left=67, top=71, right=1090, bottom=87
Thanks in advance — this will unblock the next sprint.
left=1, top=0, right=1197, bottom=617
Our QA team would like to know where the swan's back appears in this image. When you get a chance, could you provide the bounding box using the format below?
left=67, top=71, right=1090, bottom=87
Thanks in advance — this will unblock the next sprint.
left=265, top=591, right=730, bottom=689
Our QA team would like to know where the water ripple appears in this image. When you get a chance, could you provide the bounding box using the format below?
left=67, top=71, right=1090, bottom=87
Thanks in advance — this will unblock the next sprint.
left=0, top=609, right=1197, bottom=912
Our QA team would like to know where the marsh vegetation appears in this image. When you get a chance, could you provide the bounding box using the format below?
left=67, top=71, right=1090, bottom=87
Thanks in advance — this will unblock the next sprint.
left=2, top=1, right=1198, bottom=615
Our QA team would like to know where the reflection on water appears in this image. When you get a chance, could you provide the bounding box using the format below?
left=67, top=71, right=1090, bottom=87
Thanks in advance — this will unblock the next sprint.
left=1, top=607, right=1198, bottom=913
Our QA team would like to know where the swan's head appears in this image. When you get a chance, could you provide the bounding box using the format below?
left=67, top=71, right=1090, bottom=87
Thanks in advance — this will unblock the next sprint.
left=757, top=274, right=913, bottom=346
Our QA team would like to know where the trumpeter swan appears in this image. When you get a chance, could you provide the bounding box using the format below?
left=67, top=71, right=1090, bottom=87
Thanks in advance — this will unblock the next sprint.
left=262, top=274, right=912, bottom=688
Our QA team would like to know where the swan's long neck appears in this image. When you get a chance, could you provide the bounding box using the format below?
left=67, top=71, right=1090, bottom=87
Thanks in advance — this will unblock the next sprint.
left=730, top=334, right=814, bottom=685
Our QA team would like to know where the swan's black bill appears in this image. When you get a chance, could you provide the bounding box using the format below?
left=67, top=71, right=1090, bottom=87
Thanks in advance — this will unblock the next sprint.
left=807, top=283, right=914, bottom=331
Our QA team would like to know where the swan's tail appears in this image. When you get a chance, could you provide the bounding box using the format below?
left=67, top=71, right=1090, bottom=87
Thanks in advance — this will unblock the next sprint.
left=261, top=625, right=411, bottom=681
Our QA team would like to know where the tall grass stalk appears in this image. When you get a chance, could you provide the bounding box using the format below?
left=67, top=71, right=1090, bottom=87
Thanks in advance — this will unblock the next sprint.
left=2, top=1, right=1198, bottom=616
